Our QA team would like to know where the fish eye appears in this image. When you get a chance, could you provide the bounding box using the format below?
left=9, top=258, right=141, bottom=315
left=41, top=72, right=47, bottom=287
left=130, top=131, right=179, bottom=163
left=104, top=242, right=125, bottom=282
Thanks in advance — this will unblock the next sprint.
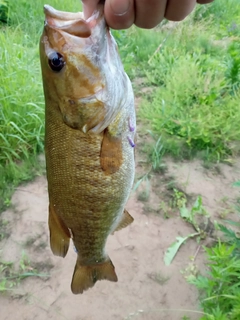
left=48, top=52, right=65, bottom=72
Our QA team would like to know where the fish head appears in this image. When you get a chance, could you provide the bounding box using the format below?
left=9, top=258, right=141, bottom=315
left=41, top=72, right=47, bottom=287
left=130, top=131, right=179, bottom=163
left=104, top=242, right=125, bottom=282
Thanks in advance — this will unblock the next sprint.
left=40, top=5, right=123, bottom=132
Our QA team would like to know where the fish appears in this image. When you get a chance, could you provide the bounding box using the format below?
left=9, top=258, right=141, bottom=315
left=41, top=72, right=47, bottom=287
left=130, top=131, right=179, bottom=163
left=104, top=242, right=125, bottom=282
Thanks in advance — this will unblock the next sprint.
left=39, top=4, right=136, bottom=294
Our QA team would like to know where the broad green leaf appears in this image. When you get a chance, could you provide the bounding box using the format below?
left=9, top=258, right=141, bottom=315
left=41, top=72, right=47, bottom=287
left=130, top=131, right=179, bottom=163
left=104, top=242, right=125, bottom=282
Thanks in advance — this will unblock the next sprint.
left=192, top=196, right=202, bottom=213
left=180, top=206, right=191, bottom=220
left=164, top=233, right=199, bottom=266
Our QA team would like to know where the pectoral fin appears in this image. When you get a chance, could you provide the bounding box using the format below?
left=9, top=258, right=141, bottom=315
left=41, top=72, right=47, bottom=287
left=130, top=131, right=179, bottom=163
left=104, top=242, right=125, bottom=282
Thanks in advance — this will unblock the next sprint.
left=48, top=203, right=70, bottom=258
left=112, top=209, right=134, bottom=234
left=100, top=128, right=123, bottom=174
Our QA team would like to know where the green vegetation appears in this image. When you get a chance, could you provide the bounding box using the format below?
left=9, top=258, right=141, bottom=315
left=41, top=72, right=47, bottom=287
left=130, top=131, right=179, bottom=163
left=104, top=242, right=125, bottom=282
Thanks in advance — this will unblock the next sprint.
left=0, top=0, right=9, bottom=23
left=0, top=26, right=44, bottom=210
left=115, top=0, right=240, bottom=161
left=188, top=183, right=240, bottom=320
left=162, top=183, right=240, bottom=319
left=0, top=251, right=48, bottom=292
left=164, top=196, right=209, bottom=266
left=190, top=241, right=240, bottom=320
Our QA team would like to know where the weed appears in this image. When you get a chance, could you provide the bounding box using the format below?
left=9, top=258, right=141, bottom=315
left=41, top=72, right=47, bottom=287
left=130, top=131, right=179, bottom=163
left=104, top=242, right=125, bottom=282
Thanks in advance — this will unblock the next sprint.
left=0, top=251, right=49, bottom=292
left=182, top=261, right=199, bottom=282
left=180, top=196, right=209, bottom=232
left=172, top=188, right=187, bottom=209
left=0, top=155, right=45, bottom=211
left=3, top=198, right=11, bottom=208
left=189, top=182, right=240, bottom=319
left=159, top=200, right=171, bottom=219
left=164, top=196, right=209, bottom=265
left=215, top=218, right=240, bottom=258
left=217, top=196, right=235, bottom=219
left=147, top=133, right=165, bottom=173
left=190, top=242, right=240, bottom=320
left=133, top=133, right=165, bottom=199
left=138, top=131, right=166, bottom=173
left=19, top=251, right=30, bottom=271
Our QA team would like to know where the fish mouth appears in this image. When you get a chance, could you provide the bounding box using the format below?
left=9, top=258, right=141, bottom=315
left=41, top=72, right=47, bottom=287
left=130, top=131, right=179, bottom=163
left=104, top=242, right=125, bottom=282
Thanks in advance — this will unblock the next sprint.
left=44, top=5, right=84, bottom=21
left=43, top=5, right=105, bottom=39
left=44, top=5, right=92, bottom=38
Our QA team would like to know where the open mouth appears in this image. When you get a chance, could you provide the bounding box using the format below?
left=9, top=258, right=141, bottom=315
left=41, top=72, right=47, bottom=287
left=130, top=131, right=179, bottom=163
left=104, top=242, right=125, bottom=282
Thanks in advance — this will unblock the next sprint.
left=44, top=5, right=91, bottom=38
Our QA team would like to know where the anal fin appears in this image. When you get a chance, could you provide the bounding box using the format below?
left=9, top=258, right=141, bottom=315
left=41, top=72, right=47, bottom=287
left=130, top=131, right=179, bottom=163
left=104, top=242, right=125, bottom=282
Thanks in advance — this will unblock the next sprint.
left=112, top=209, right=134, bottom=234
left=71, top=257, right=118, bottom=294
left=48, top=203, right=70, bottom=258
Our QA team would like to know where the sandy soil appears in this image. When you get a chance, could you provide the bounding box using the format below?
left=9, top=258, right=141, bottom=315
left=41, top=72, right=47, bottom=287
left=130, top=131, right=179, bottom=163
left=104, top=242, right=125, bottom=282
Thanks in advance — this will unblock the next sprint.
left=0, top=158, right=239, bottom=320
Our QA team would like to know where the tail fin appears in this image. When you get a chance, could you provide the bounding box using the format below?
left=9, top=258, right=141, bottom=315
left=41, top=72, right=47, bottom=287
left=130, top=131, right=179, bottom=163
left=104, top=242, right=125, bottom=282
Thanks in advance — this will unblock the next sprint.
left=71, top=257, right=118, bottom=294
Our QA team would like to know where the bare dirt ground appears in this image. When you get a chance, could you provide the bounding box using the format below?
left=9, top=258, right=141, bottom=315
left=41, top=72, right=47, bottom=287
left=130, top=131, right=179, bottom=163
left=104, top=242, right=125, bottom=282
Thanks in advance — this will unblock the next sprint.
left=0, top=157, right=240, bottom=320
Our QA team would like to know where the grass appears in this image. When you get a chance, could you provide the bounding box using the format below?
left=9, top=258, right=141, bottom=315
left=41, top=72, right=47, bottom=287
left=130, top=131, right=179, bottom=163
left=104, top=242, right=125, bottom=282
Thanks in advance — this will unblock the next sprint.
left=162, top=182, right=240, bottom=318
left=114, top=0, right=240, bottom=162
left=112, top=27, right=167, bottom=79
left=188, top=183, right=240, bottom=319
left=0, top=250, right=49, bottom=292
left=190, top=242, right=240, bottom=320
left=0, top=26, right=45, bottom=210
left=139, top=1, right=240, bottom=161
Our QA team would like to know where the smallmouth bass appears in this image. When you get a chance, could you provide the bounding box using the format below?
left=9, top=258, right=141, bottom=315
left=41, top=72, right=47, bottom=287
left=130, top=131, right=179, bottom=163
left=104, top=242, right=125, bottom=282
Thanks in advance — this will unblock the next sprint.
left=39, top=4, right=136, bottom=294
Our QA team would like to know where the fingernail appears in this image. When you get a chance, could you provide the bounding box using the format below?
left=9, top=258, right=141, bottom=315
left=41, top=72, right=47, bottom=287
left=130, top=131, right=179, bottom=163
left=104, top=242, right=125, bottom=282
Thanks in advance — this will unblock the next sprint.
left=110, top=0, right=130, bottom=16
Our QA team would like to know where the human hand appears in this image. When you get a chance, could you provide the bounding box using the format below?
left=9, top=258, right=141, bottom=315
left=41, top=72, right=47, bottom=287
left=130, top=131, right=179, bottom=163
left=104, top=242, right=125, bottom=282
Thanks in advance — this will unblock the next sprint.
left=82, top=0, right=214, bottom=29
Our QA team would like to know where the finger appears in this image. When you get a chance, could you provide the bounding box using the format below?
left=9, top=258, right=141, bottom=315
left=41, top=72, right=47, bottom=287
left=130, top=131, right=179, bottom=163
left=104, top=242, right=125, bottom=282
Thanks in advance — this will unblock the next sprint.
left=134, top=0, right=167, bottom=29
left=104, top=0, right=135, bottom=30
left=82, top=0, right=99, bottom=19
left=197, top=0, right=214, bottom=3
left=165, top=0, right=196, bottom=21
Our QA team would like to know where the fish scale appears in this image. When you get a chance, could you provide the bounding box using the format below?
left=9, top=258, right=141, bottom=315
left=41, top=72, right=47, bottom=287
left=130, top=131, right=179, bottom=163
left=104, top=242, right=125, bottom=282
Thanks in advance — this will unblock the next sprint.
left=40, top=4, right=136, bottom=294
